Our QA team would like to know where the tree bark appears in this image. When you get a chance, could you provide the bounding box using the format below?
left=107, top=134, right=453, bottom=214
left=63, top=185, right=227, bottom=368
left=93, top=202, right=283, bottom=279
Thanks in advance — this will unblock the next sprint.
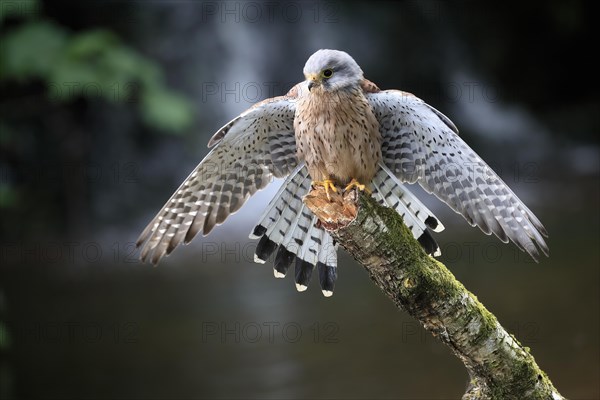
left=303, top=187, right=565, bottom=400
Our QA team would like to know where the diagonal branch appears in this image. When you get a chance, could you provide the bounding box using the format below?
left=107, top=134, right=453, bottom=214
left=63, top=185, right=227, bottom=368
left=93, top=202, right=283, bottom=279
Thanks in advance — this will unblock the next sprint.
left=303, top=187, right=564, bottom=400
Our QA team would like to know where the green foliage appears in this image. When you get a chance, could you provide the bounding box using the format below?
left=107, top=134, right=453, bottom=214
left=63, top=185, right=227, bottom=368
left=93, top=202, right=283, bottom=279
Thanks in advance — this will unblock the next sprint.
left=0, top=2, right=194, bottom=133
left=0, top=0, right=195, bottom=213
left=142, top=88, right=195, bottom=133
left=0, top=21, right=66, bottom=79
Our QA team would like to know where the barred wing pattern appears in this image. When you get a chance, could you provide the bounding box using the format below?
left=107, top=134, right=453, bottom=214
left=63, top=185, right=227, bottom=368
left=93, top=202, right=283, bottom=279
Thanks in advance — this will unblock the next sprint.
left=137, top=93, right=299, bottom=264
left=367, top=90, right=549, bottom=260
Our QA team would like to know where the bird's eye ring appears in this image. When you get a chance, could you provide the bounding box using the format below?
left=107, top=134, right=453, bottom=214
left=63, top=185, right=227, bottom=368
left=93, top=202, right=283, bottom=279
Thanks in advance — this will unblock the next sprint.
left=322, top=69, right=334, bottom=78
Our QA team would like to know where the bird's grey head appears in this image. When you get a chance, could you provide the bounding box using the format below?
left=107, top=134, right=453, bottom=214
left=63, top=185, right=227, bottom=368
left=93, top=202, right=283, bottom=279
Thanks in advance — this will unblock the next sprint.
left=303, top=49, right=363, bottom=92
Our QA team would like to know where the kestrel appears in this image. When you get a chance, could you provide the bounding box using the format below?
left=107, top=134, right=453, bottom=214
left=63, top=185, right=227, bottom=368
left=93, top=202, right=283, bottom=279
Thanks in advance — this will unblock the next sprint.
left=137, top=49, right=548, bottom=296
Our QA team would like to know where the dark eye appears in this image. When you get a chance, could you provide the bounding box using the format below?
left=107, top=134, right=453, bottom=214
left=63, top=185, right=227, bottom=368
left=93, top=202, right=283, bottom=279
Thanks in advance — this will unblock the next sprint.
left=322, top=69, right=333, bottom=78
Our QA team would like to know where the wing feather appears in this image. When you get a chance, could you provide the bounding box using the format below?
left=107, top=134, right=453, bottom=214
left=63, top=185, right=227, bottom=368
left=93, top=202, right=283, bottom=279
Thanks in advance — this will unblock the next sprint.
left=367, top=90, right=548, bottom=260
left=137, top=86, right=301, bottom=264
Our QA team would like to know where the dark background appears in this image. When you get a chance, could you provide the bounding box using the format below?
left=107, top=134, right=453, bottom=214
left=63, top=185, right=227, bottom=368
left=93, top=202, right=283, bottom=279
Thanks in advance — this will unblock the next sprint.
left=0, top=1, right=598, bottom=399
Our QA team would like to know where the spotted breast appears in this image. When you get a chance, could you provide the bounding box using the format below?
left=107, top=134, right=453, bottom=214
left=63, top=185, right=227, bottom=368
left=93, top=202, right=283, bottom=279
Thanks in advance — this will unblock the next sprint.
left=294, top=85, right=382, bottom=185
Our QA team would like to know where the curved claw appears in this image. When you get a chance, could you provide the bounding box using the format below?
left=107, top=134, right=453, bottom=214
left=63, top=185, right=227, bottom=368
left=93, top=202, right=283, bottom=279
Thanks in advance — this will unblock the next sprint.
left=312, top=179, right=338, bottom=201
left=344, top=178, right=371, bottom=194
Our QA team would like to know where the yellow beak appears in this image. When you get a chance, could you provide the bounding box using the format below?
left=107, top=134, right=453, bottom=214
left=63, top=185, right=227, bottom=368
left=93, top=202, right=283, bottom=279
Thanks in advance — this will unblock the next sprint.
left=306, top=73, right=320, bottom=91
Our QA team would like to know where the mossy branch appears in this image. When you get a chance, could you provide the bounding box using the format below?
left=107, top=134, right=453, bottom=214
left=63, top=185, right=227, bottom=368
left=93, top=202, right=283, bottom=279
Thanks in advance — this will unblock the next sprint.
left=303, top=187, right=564, bottom=400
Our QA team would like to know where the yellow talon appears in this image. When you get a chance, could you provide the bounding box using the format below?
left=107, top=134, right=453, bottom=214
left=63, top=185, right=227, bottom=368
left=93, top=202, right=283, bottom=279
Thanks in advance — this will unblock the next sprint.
left=344, top=178, right=371, bottom=194
left=312, top=179, right=338, bottom=201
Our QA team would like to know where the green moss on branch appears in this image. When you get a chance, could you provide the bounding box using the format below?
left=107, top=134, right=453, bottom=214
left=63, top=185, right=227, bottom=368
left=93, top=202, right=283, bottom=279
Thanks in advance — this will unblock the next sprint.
left=304, top=188, right=563, bottom=400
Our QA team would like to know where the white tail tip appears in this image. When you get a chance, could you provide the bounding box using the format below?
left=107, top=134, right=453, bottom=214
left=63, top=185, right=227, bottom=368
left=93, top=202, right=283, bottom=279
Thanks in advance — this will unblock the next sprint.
left=273, top=269, right=285, bottom=278
left=295, top=283, right=308, bottom=292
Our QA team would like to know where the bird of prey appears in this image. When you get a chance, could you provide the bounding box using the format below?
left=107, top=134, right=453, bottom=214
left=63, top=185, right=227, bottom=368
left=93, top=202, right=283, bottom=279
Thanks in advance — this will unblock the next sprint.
left=137, top=49, right=548, bottom=296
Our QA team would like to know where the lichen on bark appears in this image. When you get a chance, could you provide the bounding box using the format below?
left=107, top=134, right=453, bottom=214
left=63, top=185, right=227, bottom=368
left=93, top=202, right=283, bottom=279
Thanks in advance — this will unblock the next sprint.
left=303, top=187, right=564, bottom=400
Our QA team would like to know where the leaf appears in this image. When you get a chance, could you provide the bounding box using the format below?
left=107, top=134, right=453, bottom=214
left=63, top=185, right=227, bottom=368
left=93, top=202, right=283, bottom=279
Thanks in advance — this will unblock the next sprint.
left=0, top=21, right=67, bottom=81
left=0, top=19, right=194, bottom=134
left=142, top=87, right=194, bottom=133
left=65, top=30, right=118, bottom=59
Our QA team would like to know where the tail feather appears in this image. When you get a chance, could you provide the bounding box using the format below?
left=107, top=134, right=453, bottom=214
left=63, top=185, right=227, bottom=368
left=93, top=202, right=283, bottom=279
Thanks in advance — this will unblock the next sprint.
left=377, top=163, right=445, bottom=232
left=318, top=232, right=337, bottom=268
left=254, top=235, right=278, bottom=264
left=317, top=232, right=338, bottom=297
left=252, top=163, right=444, bottom=295
left=249, top=167, right=306, bottom=240
left=279, top=203, right=311, bottom=258
left=251, top=164, right=338, bottom=296
left=294, top=259, right=314, bottom=292
left=274, top=245, right=295, bottom=278
left=372, top=164, right=444, bottom=257
left=318, top=262, right=337, bottom=297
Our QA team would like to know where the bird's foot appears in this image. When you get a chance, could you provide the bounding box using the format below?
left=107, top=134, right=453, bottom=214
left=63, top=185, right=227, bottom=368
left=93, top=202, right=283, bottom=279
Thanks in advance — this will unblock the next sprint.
left=344, top=178, right=371, bottom=194
left=312, top=179, right=338, bottom=201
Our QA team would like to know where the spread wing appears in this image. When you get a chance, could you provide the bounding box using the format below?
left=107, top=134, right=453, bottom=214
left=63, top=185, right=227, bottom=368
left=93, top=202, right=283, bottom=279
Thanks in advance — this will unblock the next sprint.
left=367, top=90, right=549, bottom=260
left=137, top=86, right=301, bottom=264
